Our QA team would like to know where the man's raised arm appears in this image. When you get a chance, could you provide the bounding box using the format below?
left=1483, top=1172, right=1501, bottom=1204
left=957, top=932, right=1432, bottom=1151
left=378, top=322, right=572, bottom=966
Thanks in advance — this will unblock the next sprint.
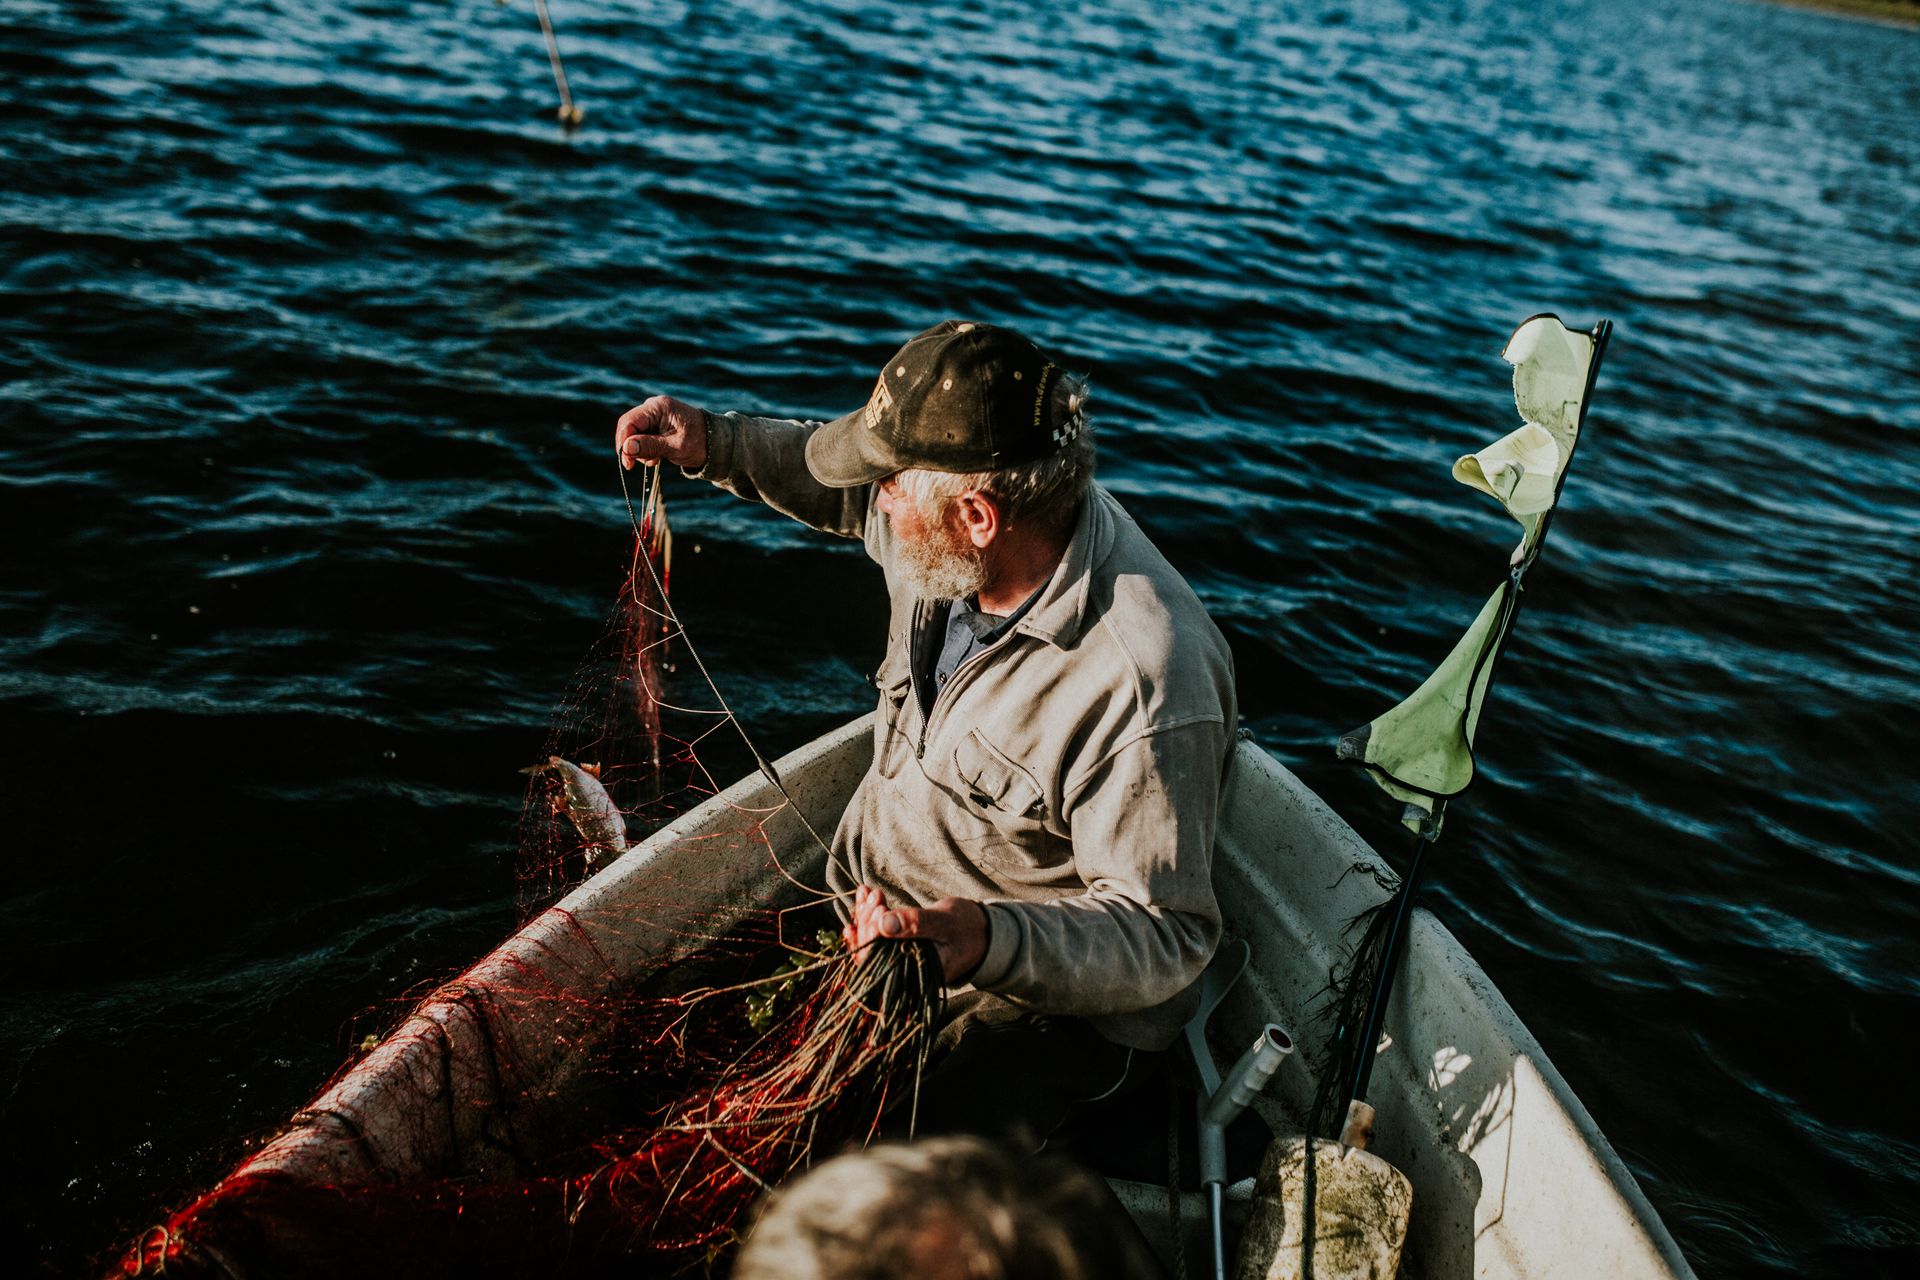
left=616, top=394, right=870, bottom=540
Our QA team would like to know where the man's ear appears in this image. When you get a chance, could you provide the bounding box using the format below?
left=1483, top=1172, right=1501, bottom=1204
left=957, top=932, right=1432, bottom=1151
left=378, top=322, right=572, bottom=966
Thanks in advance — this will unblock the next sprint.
left=955, top=490, right=1002, bottom=548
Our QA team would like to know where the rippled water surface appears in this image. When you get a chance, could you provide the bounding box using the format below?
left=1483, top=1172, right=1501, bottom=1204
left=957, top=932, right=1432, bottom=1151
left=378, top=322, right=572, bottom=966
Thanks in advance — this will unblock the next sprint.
left=3, top=0, right=1918, bottom=1274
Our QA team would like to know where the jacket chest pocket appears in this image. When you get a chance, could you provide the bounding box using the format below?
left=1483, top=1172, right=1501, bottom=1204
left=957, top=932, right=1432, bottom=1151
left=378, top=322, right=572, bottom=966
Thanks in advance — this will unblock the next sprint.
left=952, top=729, right=1046, bottom=822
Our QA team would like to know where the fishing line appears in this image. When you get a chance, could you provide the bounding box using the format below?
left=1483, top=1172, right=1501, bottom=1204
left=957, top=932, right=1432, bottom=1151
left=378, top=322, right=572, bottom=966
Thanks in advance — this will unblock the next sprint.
left=617, top=456, right=844, bottom=902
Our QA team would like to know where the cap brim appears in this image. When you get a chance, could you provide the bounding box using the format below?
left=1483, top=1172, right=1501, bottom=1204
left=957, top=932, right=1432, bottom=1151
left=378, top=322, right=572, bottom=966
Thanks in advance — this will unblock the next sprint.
left=805, top=408, right=908, bottom=488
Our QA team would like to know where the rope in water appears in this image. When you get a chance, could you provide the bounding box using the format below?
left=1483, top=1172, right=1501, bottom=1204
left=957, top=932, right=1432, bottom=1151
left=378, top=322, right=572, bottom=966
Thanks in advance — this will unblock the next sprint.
left=533, top=0, right=583, bottom=124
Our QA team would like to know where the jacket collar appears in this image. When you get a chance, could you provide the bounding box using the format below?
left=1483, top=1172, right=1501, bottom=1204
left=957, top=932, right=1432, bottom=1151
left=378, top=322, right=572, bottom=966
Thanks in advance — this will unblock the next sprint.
left=1007, top=483, right=1115, bottom=650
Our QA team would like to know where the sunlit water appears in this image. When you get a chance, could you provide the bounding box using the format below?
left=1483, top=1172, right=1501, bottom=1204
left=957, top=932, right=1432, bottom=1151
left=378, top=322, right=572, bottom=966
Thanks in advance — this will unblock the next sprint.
left=2, top=0, right=1917, bottom=1274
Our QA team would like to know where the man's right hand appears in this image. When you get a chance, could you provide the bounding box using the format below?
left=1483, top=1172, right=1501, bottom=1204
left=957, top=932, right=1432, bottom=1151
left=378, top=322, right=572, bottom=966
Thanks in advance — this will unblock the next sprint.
left=617, top=395, right=709, bottom=471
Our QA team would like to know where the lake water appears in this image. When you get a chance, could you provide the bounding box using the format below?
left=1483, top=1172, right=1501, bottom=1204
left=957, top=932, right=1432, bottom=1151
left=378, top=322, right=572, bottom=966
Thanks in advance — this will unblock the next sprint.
left=2, top=0, right=1917, bottom=1275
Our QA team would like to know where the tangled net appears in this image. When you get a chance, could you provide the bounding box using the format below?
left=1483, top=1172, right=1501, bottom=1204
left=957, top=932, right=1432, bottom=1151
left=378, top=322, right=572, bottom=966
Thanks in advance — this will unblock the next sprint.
left=114, top=470, right=942, bottom=1277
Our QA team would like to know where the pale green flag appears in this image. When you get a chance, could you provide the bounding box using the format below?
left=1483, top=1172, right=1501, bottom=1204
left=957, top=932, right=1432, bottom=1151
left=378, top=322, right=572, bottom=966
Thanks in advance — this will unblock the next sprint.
left=1338, top=315, right=1608, bottom=836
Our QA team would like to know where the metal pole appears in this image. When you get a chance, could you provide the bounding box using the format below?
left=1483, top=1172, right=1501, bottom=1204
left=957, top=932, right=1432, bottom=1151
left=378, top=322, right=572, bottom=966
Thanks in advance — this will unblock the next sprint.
left=1343, top=827, right=1434, bottom=1109
left=1209, top=1181, right=1226, bottom=1280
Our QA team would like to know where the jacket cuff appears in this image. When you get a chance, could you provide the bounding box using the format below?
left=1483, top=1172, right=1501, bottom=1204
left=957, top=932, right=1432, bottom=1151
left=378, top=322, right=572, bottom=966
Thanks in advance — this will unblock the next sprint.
left=968, top=902, right=1020, bottom=990
left=683, top=408, right=735, bottom=482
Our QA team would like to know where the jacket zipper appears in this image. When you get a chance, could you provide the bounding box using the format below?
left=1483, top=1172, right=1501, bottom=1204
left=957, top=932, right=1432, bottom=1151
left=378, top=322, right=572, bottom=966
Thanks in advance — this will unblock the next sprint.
left=906, top=600, right=929, bottom=758
left=910, top=602, right=1018, bottom=761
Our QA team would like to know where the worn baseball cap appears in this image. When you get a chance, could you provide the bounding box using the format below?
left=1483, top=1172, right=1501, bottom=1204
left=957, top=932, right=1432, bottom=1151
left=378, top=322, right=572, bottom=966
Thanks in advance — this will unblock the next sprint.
left=804, top=320, right=1080, bottom=488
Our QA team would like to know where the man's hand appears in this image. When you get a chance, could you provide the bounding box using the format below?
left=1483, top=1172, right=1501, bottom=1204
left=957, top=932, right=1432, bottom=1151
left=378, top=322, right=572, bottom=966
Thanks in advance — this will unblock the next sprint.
left=843, top=884, right=989, bottom=986
left=616, top=395, right=709, bottom=471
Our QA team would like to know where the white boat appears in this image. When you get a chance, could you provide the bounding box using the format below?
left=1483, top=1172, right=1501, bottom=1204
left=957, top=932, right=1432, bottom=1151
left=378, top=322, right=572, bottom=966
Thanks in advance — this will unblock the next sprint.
left=195, top=717, right=1695, bottom=1279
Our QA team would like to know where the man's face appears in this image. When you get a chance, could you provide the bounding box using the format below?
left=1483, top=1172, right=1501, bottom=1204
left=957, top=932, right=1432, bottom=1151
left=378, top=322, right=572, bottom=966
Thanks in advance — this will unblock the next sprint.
left=876, top=474, right=988, bottom=603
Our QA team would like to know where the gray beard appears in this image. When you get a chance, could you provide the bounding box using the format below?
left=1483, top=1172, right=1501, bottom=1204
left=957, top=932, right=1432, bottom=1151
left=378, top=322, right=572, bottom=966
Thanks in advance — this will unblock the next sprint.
left=895, top=523, right=989, bottom=603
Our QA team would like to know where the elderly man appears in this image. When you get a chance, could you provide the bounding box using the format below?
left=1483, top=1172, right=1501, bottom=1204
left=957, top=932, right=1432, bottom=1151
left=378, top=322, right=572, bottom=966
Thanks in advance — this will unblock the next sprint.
left=617, top=320, right=1235, bottom=1141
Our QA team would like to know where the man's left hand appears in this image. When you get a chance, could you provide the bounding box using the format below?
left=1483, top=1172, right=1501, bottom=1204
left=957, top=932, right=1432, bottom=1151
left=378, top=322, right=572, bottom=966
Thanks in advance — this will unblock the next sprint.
left=844, top=884, right=989, bottom=986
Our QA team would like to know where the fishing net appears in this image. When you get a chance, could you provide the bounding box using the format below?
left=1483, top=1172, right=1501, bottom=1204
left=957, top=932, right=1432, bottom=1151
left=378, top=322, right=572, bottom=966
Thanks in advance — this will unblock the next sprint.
left=114, top=470, right=942, bottom=1278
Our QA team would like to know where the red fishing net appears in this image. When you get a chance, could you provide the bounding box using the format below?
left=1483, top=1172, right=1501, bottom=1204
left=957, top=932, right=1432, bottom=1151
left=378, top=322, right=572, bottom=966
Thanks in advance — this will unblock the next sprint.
left=114, top=473, right=939, bottom=1278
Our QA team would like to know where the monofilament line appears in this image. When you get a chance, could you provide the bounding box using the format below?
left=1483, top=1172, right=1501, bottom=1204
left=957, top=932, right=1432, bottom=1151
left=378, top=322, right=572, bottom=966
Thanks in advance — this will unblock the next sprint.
left=617, top=458, right=841, bottom=885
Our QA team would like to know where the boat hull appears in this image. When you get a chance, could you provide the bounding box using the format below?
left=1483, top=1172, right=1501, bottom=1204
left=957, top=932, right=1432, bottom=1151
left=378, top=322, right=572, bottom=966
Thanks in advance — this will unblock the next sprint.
left=217, top=718, right=1693, bottom=1279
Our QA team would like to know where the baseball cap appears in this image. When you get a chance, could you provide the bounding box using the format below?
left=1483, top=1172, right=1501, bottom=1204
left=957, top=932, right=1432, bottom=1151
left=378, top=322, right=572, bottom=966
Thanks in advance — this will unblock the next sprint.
left=804, top=321, right=1081, bottom=488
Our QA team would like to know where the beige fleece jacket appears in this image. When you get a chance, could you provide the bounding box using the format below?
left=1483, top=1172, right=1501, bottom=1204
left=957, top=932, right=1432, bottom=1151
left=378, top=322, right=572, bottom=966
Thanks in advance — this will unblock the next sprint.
left=693, top=410, right=1236, bottom=1050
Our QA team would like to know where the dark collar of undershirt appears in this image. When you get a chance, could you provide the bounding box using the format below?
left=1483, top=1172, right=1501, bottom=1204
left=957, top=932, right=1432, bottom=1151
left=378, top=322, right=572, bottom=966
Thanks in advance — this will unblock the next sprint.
left=957, top=589, right=1038, bottom=643
left=922, top=587, right=1043, bottom=714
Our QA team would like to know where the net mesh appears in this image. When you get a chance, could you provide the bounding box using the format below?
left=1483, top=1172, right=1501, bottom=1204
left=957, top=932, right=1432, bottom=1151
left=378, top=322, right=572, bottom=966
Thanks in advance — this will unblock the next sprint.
left=115, top=476, right=939, bottom=1278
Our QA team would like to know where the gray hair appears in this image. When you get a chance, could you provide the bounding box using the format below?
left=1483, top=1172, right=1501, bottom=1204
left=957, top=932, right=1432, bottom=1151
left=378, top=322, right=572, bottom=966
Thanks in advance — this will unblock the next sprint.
left=896, top=370, right=1095, bottom=535
left=734, top=1135, right=1159, bottom=1280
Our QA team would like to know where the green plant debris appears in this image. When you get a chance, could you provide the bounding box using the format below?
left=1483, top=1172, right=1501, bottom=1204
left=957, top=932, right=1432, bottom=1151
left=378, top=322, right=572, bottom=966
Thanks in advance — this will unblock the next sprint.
left=745, top=929, right=844, bottom=1033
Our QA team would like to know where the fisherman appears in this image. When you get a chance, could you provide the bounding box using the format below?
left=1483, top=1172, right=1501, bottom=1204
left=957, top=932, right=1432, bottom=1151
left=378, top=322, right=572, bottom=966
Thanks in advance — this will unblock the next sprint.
left=616, top=320, right=1236, bottom=1141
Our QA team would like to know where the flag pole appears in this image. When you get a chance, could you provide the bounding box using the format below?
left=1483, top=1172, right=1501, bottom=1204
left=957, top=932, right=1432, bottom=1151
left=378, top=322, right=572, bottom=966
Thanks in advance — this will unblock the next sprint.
left=1325, top=315, right=1613, bottom=1148
left=1337, top=826, right=1434, bottom=1145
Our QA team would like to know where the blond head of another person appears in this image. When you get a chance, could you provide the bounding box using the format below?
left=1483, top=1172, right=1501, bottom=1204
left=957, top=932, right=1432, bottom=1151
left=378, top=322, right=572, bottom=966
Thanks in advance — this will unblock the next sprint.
left=734, top=1135, right=1159, bottom=1280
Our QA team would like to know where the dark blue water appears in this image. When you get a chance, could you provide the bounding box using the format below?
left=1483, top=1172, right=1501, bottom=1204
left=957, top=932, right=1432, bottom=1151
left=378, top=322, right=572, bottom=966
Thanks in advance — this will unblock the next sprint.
left=3, top=0, right=1917, bottom=1274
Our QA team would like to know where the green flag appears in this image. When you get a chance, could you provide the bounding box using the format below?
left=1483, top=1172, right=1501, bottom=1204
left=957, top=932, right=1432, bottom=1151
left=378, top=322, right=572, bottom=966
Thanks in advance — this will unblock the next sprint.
left=1337, top=315, right=1609, bottom=836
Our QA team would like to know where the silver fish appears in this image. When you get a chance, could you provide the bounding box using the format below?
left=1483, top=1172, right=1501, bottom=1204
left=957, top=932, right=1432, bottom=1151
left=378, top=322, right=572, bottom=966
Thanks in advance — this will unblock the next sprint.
left=520, top=756, right=629, bottom=871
